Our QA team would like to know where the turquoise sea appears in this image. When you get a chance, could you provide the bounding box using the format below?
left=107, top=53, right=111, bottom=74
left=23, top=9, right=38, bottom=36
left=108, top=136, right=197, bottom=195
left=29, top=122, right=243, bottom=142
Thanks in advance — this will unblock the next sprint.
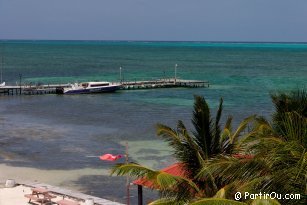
left=0, top=41, right=306, bottom=203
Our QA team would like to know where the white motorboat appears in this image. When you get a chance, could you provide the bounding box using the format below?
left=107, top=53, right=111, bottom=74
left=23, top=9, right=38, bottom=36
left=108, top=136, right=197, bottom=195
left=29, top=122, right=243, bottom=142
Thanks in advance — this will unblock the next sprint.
left=57, top=82, right=121, bottom=94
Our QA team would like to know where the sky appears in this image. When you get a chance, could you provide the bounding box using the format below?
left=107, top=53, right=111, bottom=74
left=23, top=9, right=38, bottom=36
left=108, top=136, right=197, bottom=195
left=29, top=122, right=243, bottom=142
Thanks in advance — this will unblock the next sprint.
left=0, top=0, right=307, bottom=42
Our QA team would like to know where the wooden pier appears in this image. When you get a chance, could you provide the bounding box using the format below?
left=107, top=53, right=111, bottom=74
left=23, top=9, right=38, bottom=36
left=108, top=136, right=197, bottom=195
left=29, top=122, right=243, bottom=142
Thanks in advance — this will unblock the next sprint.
left=0, top=79, right=209, bottom=96
left=0, top=84, right=71, bottom=96
left=121, top=78, right=209, bottom=90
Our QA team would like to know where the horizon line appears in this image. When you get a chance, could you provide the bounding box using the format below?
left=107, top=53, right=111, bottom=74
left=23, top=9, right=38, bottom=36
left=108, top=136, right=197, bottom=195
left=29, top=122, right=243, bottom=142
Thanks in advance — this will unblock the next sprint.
left=0, top=39, right=307, bottom=44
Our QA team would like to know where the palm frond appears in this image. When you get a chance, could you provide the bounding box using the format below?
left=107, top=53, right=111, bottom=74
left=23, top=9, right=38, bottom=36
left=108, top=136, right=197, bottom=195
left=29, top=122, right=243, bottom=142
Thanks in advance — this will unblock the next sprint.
left=230, top=115, right=256, bottom=144
left=148, top=198, right=187, bottom=205
left=279, top=112, right=307, bottom=145
left=211, top=98, right=223, bottom=155
left=271, top=89, right=307, bottom=116
left=214, top=98, right=223, bottom=132
left=111, top=163, right=156, bottom=178
left=271, top=89, right=307, bottom=136
left=197, top=155, right=270, bottom=189
left=156, top=172, right=199, bottom=192
left=190, top=198, right=247, bottom=205
left=112, top=162, right=200, bottom=201
left=177, top=120, right=187, bottom=134
left=213, top=187, right=226, bottom=198
left=157, top=123, right=195, bottom=168
left=238, top=116, right=273, bottom=147
left=192, top=95, right=212, bottom=159
left=294, top=149, right=306, bottom=180
left=220, top=116, right=233, bottom=143
left=157, top=123, right=182, bottom=145
left=250, top=198, right=281, bottom=205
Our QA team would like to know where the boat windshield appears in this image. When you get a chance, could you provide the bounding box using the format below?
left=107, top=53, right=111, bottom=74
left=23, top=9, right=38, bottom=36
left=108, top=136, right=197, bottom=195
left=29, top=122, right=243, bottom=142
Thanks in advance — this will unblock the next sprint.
left=90, top=83, right=109, bottom=87
left=81, top=83, right=88, bottom=88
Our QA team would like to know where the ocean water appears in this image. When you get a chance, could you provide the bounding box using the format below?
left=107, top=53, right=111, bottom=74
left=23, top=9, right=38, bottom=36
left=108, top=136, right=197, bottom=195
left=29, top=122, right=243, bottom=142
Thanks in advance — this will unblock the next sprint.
left=0, top=41, right=306, bottom=203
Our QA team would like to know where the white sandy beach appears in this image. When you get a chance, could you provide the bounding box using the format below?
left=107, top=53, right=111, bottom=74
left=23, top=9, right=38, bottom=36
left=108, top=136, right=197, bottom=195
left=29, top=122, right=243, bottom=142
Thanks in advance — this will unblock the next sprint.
left=0, top=185, right=38, bottom=205
left=0, top=164, right=124, bottom=205
left=0, top=185, right=83, bottom=205
left=0, top=182, right=125, bottom=205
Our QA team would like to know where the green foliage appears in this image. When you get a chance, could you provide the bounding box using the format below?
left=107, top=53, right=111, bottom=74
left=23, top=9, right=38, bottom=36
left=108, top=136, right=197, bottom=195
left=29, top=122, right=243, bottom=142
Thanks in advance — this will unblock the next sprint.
left=190, top=198, right=247, bottom=205
left=112, top=90, right=306, bottom=205
left=111, top=163, right=199, bottom=193
left=271, top=89, right=307, bottom=142
left=198, top=89, right=307, bottom=205
left=156, top=96, right=253, bottom=179
left=148, top=198, right=187, bottom=205
left=213, top=187, right=226, bottom=198
left=111, top=163, right=155, bottom=178
left=249, top=198, right=281, bottom=205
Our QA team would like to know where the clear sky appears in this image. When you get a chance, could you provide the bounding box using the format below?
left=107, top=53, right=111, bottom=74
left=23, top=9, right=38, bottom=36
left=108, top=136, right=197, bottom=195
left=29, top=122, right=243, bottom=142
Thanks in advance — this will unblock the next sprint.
left=0, top=0, right=306, bottom=42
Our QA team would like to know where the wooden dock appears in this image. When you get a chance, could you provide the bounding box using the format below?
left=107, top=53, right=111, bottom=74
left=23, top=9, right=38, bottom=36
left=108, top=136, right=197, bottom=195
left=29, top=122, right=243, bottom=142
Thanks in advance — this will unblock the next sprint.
left=0, top=84, right=71, bottom=95
left=0, top=79, right=209, bottom=96
left=121, top=78, right=209, bottom=90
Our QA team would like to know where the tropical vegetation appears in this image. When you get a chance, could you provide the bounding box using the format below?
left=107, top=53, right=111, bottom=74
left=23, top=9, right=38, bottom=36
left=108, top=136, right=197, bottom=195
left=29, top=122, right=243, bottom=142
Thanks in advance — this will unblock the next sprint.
left=112, top=90, right=306, bottom=205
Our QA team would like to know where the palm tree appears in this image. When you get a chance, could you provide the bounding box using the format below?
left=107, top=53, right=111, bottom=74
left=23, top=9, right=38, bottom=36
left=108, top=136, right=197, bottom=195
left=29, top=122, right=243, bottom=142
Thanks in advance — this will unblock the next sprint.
left=270, top=89, right=307, bottom=146
left=112, top=95, right=254, bottom=203
left=155, top=96, right=254, bottom=198
left=197, top=89, right=307, bottom=205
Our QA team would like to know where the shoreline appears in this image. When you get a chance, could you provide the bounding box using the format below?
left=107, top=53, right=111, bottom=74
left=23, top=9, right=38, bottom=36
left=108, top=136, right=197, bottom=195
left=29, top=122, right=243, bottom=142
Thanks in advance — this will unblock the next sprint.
left=0, top=183, right=124, bottom=205
left=0, top=163, right=158, bottom=204
left=0, top=164, right=110, bottom=192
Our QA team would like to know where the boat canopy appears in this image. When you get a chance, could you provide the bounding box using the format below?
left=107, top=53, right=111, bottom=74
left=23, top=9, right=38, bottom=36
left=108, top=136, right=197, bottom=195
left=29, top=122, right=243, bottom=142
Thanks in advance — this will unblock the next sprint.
left=80, top=82, right=110, bottom=88
left=89, top=82, right=109, bottom=87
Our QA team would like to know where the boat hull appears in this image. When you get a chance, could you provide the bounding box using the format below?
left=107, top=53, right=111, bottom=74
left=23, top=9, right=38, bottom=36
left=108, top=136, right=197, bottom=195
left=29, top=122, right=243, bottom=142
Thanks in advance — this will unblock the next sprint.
left=59, top=85, right=120, bottom=94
